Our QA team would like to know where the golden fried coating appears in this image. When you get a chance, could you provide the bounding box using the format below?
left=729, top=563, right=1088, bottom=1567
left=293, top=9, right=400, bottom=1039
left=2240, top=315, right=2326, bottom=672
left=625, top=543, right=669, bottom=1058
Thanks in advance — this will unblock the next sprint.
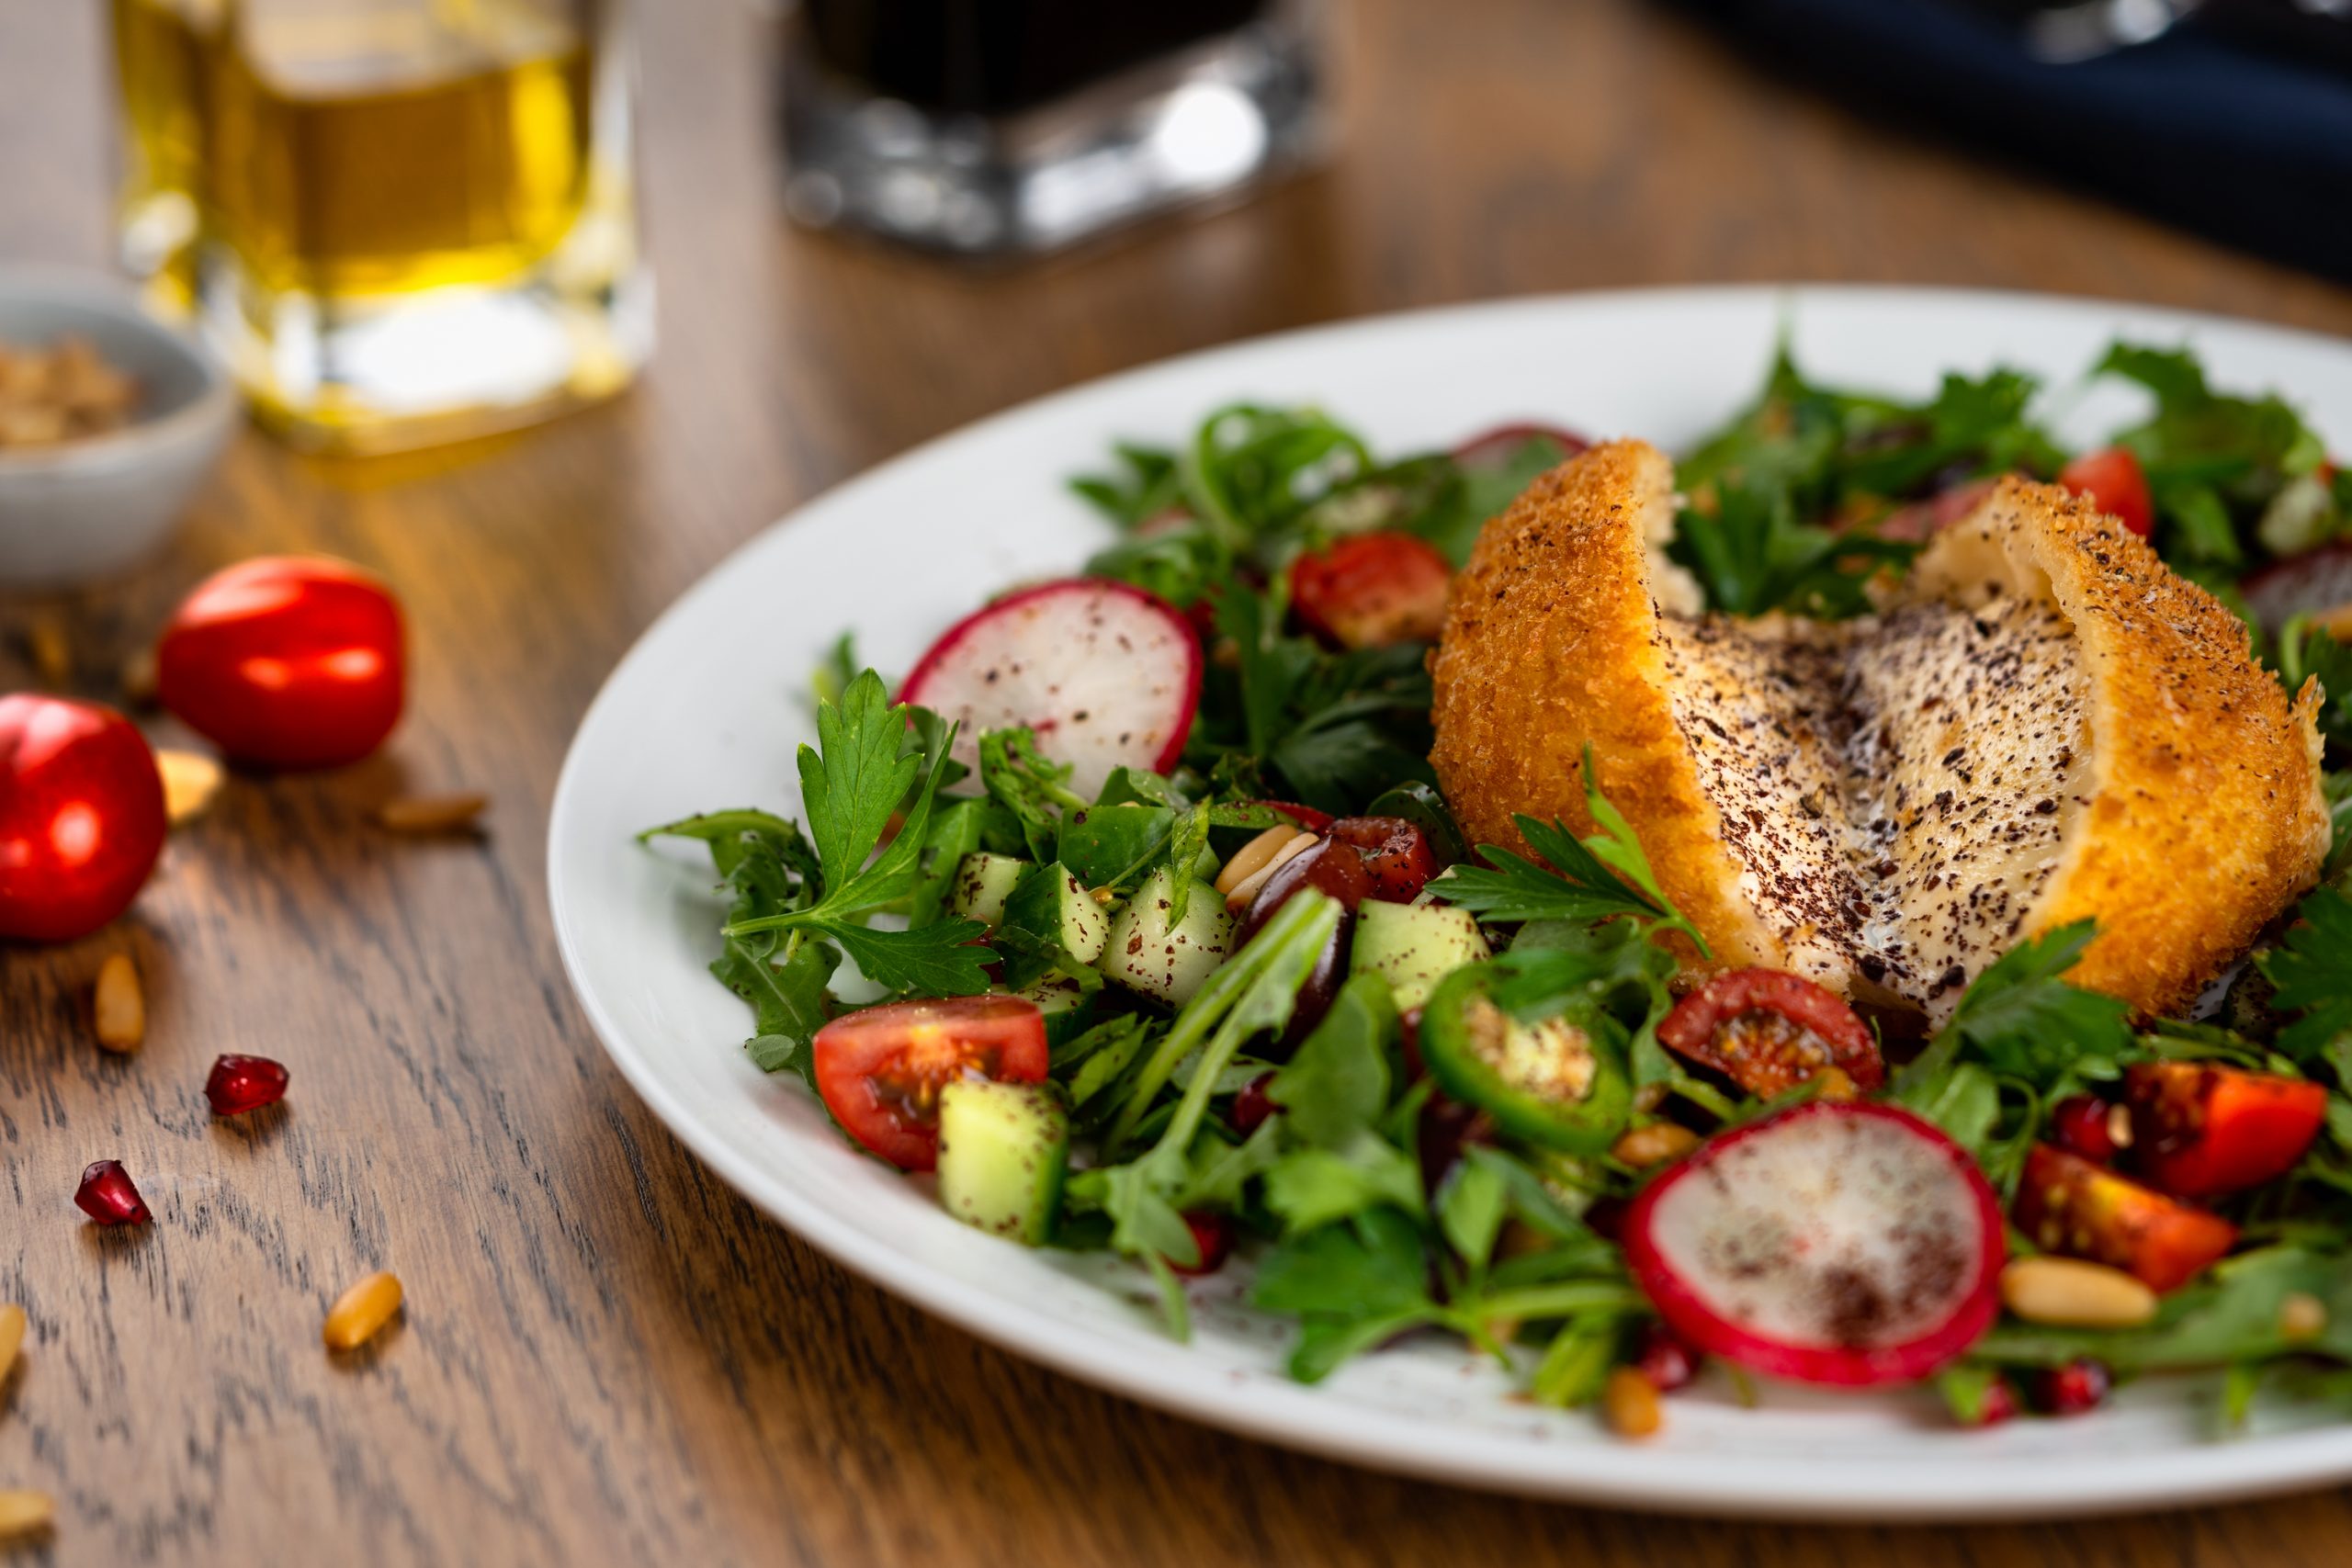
left=1430, top=439, right=2330, bottom=1020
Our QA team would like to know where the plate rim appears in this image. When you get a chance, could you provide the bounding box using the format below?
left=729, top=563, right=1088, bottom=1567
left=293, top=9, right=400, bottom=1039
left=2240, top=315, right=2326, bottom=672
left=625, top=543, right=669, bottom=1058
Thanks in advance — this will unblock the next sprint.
left=548, top=282, right=2352, bottom=1522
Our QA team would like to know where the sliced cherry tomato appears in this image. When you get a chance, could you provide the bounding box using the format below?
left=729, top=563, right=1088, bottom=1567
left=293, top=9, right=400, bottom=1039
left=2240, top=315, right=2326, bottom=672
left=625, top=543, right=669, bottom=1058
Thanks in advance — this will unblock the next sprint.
left=1326, top=815, right=1439, bottom=902
left=1167, top=1212, right=1235, bottom=1277
left=2012, top=1144, right=2237, bottom=1293
left=0, top=695, right=168, bottom=943
left=2123, top=1061, right=2326, bottom=1199
left=1419, top=964, right=1631, bottom=1155
left=1287, top=531, right=1453, bottom=649
left=1656, top=968, right=1883, bottom=1099
left=2058, top=447, right=2154, bottom=539
left=810, top=995, right=1047, bottom=1170
left=1451, top=423, right=1590, bottom=470
left=156, top=556, right=405, bottom=770
left=1247, top=798, right=1334, bottom=834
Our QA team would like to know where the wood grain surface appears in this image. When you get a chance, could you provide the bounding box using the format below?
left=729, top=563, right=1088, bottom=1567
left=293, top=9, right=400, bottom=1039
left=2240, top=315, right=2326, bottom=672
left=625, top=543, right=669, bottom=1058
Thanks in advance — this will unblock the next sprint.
left=5, top=0, right=2352, bottom=1563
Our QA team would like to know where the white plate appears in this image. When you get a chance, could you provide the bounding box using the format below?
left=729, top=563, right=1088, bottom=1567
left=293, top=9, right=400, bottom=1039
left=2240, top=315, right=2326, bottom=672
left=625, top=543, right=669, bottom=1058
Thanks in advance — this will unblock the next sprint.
left=548, top=286, right=2352, bottom=1521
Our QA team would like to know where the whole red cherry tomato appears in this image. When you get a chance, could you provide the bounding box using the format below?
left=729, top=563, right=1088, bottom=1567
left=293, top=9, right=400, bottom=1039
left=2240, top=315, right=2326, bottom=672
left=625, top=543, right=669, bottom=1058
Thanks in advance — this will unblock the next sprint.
left=2058, top=447, right=2155, bottom=538
left=156, top=557, right=405, bottom=769
left=0, top=695, right=167, bottom=942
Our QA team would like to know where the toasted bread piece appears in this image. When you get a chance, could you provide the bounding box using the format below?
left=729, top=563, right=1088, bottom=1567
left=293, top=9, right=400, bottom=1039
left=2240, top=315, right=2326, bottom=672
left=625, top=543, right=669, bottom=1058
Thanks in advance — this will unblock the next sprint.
left=1430, top=439, right=2330, bottom=1021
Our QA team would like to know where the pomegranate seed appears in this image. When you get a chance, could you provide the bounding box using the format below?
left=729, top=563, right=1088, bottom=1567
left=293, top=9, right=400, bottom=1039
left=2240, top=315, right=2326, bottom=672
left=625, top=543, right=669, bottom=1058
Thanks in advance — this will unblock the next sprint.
left=2051, top=1096, right=2119, bottom=1163
left=1634, top=1320, right=1702, bottom=1392
left=1231, top=1073, right=1279, bottom=1135
left=1962, top=1376, right=2020, bottom=1427
left=205, top=1055, right=289, bottom=1116
left=74, top=1159, right=150, bottom=1225
left=1167, top=1212, right=1235, bottom=1277
left=2034, top=1358, right=2110, bottom=1416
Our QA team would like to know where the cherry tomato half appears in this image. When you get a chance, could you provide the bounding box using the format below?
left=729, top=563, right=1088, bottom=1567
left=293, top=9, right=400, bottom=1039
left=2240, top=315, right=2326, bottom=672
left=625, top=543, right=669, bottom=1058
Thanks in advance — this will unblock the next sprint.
left=2123, top=1061, right=2326, bottom=1200
left=2058, top=447, right=2154, bottom=539
left=2013, top=1144, right=2237, bottom=1293
left=810, top=995, right=1047, bottom=1170
left=157, top=556, right=405, bottom=770
left=1656, top=967, right=1884, bottom=1099
left=0, top=695, right=167, bottom=943
left=1288, top=531, right=1453, bottom=649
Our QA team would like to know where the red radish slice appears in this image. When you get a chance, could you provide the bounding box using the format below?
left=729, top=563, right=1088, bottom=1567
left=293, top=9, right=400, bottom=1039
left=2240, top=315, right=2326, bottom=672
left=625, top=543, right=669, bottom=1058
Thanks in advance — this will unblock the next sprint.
left=1451, top=423, right=1590, bottom=469
left=2241, top=540, right=2352, bottom=637
left=1623, top=1101, right=2004, bottom=1387
left=900, top=578, right=1202, bottom=799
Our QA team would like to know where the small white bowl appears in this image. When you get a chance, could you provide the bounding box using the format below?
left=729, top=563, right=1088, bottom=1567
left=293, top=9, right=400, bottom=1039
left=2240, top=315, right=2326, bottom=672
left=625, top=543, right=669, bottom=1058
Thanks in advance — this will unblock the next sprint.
left=0, top=269, right=236, bottom=589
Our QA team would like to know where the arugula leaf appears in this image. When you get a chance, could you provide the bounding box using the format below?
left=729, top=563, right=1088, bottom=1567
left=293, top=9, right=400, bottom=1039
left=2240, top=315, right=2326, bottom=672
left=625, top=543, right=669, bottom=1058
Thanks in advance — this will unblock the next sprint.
left=1182, top=403, right=1374, bottom=549
left=1163, top=801, right=1212, bottom=928
left=1263, top=1134, right=1425, bottom=1233
left=717, top=936, right=839, bottom=1085
left=2095, top=342, right=2329, bottom=570
left=978, top=726, right=1088, bottom=863
left=1973, top=1246, right=2352, bottom=1372
left=1251, top=1206, right=1431, bottom=1319
left=1071, top=440, right=1184, bottom=526
left=2278, top=621, right=2352, bottom=758
left=1670, top=479, right=1914, bottom=621
left=1267, top=971, right=1396, bottom=1148
left=2262, top=888, right=2352, bottom=1063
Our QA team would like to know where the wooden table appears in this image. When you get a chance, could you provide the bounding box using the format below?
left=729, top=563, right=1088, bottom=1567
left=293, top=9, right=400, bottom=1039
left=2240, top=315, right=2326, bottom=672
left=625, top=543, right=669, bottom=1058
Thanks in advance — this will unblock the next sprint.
left=6, top=1, right=2352, bottom=1562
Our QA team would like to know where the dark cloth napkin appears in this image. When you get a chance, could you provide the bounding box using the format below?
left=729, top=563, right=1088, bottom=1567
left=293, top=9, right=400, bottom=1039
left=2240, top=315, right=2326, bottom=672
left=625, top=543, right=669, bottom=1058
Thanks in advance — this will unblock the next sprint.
left=1672, top=0, right=2352, bottom=284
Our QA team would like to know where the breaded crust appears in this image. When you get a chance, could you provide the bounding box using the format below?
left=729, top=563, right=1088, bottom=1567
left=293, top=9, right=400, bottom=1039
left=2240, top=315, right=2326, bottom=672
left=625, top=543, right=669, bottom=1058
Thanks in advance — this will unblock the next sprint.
left=1941, top=478, right=2332, bottom=1016
left=1430, top=441, right=1781, bottom=974
left=1429, top=441, right=2331, bottom=1017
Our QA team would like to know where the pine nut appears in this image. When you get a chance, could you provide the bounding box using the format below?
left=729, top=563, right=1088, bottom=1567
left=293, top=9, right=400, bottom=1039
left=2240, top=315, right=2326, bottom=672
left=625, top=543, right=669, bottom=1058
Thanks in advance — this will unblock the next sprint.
left=2280, top=1291, right=2327, bottom=1343
left=0, top=1303, right=24, bottom=1385
left=0, top=1490, right=52, bottom=1540
left=1223, top=831, right=1317, bottom=910
left=92, top=954, right=144, bottom=1055
left=120, top=648, right=158, bottom=705
left=1611, top=1122, right=1700, bottom=1168
left=156, top=749, right=222, bottom=824
left=324, top=1270, right=404, bottom=1350
left=25, top=615, right=68, bottom=686
left=1213, top=826, right=1300, bottom=897
left=2106, top=1101, right=2134, bottom=1150
left=374, top=793, right=488, bottom=834
left=1999, top=1257, right=2157, bottom=1328
left=1601, top=1366, right=1663, bottom=1438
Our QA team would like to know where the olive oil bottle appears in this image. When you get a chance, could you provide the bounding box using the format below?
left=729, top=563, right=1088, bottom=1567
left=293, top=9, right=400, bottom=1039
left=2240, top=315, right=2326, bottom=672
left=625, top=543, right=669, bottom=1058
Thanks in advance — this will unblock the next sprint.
left=109, top=0, right=650, bottom=454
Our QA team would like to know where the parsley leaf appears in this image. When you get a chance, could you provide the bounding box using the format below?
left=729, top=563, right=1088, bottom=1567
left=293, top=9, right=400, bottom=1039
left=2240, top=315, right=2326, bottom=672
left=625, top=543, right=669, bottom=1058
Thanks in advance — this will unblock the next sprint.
left=1437, top=749, right=1711, bottom=956
left=1917, top=921, right=2133, bottom=1091
left=799, top=670, right=916, bottom=893
left=2262, top=888, right=2352, bottom=1063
